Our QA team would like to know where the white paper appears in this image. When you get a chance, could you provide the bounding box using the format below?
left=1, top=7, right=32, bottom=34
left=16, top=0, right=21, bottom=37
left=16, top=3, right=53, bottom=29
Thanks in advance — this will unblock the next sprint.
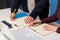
left=0, top=22, right=15, bottom=40
left=0, top=32, right=8, bottom=40
left=12, top=16, right=28, bottom=28
left=29, top=23, right=53, bottom=36
left=12, top=17, right=53, bottom=36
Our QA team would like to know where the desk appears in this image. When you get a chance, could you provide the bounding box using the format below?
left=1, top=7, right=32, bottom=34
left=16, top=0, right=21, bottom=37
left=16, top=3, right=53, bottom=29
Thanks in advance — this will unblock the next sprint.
left=0, top=8, right=60, bottom=40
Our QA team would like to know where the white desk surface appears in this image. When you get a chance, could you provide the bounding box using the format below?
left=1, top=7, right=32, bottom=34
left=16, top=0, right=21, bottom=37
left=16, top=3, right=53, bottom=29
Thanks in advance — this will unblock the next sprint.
left=0, top=8, right=60, bottom=40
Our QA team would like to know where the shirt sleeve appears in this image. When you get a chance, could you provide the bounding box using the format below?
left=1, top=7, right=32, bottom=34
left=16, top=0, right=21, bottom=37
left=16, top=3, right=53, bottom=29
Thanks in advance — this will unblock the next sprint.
left=54, top=0, right=60, bottom=20
left=11, top=0, right=21, bottom=13
left=41, top=15, right=58, bottom=23
left=30, top=0, right=49, bottom=19
left=56, top=27, right=60, bottom=34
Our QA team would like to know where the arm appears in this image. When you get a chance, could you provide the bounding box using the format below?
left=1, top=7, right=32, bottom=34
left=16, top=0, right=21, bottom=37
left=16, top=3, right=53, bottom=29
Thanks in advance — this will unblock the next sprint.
left=54, top=0, right=60, bottom=33
left=11, top=0, right=22, bottom=13
left=30, top=0, right=49, bottom=19
left=10, top=0, right=22, bottom=21
left=55, top=0, right=60, bottom=20
left=41, top=0, right=60, bottom=23
left=41, top=15, right=58, bottom=23
left=56, top=27, right=60, bottom=34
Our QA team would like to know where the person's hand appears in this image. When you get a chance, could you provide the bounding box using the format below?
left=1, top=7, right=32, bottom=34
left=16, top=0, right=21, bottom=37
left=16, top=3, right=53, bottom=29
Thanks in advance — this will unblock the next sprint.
left=43, top=24, right=58, bottom=32
left=28, top=21, right=41, bottom=27
left=24, top=16, right=34, bottom=24
left=10, top=13, right=16, bottom=21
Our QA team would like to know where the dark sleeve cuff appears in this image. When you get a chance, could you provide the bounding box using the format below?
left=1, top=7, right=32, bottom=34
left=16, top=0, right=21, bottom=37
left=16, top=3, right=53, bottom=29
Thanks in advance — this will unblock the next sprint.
left=29, top=14, right=37, bottom=20
left=56, top=27, right=60, bottom=34
left=11, top=8, right=17, bottom=13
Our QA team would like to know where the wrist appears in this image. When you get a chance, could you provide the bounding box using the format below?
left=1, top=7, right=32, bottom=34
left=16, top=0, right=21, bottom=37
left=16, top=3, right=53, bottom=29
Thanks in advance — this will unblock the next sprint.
left=10, top=13, right=16, bottom=17
left=28, top=16, right=34, bottom=20
left=56, top=27, right=60, bottom=33
left=11, top=12, right=16, bottom=15
left=29, top=14, right=36, bottom=19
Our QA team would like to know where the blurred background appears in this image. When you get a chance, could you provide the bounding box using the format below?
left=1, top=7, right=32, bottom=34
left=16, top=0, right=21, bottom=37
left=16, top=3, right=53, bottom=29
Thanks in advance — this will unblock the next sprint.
left=0, top=0, right=11, bottom=9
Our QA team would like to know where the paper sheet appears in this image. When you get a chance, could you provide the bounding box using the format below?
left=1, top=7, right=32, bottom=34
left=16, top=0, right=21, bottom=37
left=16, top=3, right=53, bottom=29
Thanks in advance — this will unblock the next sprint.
left=12, top=16, right=28, bottom=28
left=0, top=32, right=7, bottom=40
left=0, top=22, right=15, bottom=40
left=12, top=17, right=53, bottom=36
left=29, top=24, right=53, bottom=36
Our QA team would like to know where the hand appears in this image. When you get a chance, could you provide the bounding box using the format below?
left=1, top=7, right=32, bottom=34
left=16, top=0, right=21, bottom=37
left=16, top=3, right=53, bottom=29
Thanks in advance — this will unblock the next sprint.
left=28, top=21, right=41, bottom=27
left=10, top=13, right=16, bottom=21
left=43, top=24, right=58, bottom=32
left=24, top=16, right=34, bottom=24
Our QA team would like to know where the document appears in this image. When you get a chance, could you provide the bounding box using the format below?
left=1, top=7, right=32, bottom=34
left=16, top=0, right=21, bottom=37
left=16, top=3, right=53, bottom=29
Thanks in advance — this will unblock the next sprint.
left=29, top=24, right=53, bottom=36
left=12, top=16, right=28, bottom=28
left=12, top=17, right=53, bottom=36
left=0, top=32, right=7, bottom=40
left=0, top=22, right=15, bottom=40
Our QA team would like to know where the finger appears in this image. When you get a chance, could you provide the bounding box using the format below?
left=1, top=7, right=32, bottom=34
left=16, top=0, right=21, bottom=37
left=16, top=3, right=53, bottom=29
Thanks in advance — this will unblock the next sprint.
left=27, top=17, right=34, bottom=24
left=10, top=17, right=16, bottom=21
left=29, top=19, right=33, bottom=23
left=28, top=21, right=35, bottom=27
left=28, top=23, right=33, bottom=27
left=25, top=18, right=31, bottom=24
left=24, top=18, right=29, bottom=24
left=27, top=19, right=31, bottom=24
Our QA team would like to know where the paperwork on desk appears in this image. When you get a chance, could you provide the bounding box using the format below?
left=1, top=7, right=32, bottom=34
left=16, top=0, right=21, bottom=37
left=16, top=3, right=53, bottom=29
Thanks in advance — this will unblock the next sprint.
left=29, top=24, right=53, bottom=36
left=12, top=16, right=28, bottom=28
left=0, top=32, right=7, bottom=40
left=0, top=22, right=15, bottom=40
left=12, top=17, right=53, bottom=36
left=0, top=12, right=53, bottom=36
